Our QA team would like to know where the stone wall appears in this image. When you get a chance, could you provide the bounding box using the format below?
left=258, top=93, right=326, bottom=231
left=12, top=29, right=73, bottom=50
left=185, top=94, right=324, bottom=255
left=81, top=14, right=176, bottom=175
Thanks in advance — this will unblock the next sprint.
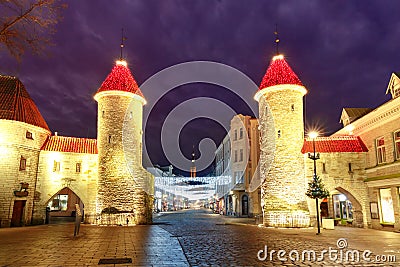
left=304, top=152, right=370, bottom=228
left=258, top=87, right=309, bottom=227
left=0, top=120, right=50, bottom=227
left=33, top=150, right=98, bottom=224
left=96, top=92, right=153, bottom=225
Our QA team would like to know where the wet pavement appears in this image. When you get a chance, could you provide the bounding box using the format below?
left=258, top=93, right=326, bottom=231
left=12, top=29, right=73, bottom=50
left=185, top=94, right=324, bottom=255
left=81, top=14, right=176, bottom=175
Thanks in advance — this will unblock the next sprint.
left=0, top=208, right=399, bottom=266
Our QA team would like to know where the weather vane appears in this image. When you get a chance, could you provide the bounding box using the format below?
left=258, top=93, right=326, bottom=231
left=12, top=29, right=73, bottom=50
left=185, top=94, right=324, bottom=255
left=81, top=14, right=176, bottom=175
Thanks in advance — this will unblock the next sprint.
left=120, top=28, right=127, bottom=60
left=274, top=24, right=280, bottom=55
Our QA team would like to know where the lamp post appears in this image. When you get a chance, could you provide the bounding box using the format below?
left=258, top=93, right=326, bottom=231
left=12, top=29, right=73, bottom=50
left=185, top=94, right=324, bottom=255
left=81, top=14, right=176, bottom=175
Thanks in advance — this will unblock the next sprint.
left=308, top=131, right=321, bottom=234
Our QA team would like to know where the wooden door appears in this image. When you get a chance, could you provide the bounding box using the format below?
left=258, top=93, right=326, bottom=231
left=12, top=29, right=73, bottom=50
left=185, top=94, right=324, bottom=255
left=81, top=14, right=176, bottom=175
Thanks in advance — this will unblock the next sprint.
left=11, top=200, right=26, bottom=227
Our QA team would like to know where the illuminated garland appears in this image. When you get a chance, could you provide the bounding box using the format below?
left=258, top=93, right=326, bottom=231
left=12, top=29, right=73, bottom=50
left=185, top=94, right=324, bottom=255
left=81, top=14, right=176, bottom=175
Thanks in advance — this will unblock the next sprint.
left=259, top=55, right=303, bottom=90
left=97, top=61, right=144, bottom=98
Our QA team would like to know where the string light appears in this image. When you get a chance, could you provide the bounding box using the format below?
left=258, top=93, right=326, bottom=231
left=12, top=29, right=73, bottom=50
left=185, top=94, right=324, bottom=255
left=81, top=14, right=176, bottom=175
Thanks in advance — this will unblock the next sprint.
left=259, top=54, right=303, bottom=90
left=97, top=61, right=144, bottom=99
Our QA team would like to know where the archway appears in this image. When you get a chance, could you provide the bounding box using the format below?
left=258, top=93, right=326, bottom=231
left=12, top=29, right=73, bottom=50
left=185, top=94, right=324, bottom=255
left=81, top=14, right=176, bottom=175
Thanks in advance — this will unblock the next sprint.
left=333, top=187, right=363, bottom=227
left=46, top=187, right=84, bottom=224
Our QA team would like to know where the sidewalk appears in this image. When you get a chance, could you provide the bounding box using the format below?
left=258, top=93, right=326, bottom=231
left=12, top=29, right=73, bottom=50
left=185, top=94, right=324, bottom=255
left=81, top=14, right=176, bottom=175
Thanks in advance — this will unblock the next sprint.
left=0, top=223, right=188, bottom=267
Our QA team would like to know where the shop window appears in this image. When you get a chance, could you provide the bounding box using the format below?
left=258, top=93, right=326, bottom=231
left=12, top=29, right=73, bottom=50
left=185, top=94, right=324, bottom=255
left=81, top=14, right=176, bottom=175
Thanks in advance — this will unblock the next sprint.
left=76, top=162, right=81, bottom=173
left=19, top=156, right=26, bottom=171
left=333, top=194, right=353, bottom=220
left=26, top=131, right=33, bottom=139
left=379, top=188, right=395, bottom=223
left=376, top=137, right=386, bottom=164
left=394, top=131, right=400, bottom=160
left=48, top=194, right=68, bottom=211
left=370, top=202, right=379, bottom=219
left=53, top=161, right=60, bottom=172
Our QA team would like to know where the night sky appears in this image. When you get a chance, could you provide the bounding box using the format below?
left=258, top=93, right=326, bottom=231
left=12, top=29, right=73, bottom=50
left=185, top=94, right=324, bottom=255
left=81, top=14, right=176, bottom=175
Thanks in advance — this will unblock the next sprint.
left=1, top=1, right=399, bottom=175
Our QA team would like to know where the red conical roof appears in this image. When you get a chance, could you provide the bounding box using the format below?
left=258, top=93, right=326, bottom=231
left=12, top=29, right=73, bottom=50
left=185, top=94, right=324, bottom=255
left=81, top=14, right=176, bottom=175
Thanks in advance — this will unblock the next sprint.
left=0, top=75, right=50, bottom=131
left=96, top=60, right=144, bottom=98
left=259, top=55, right=303, bottom=90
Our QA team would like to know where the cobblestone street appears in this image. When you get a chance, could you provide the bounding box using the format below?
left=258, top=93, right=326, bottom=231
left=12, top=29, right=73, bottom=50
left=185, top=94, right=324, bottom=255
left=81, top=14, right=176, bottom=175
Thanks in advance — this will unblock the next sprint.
left=0, top=209, right=399, bottom=266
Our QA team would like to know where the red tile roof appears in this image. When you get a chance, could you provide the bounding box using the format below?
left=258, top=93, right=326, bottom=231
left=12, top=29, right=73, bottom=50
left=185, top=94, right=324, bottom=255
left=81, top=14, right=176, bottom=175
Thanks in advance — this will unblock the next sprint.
left=301, top=136, right=368, bottom=153
left=259, top=55, right=303, bottom=90
left=41, top=135, right=98, bottom=154
left=96, top=61, right=145, bottom=98
left=0, top=75, right=50, bottom=131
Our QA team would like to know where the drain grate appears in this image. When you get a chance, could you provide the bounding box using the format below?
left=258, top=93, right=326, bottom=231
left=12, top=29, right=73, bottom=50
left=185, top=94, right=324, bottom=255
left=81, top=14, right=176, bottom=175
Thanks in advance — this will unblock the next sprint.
left=98, top=258, right=132, bottom=265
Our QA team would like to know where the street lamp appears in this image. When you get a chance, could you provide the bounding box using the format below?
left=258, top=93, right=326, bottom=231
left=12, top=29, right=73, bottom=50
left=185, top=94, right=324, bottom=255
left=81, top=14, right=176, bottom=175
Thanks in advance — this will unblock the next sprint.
left=308, top=131, right=321, bottom=234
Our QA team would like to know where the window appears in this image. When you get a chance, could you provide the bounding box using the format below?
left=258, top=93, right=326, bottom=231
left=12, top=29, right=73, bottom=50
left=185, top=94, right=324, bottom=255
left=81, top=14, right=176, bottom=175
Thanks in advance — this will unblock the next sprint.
left=76, top=162, right=81, bottom=173
left=239, top=149, right=243, bottom=162
left=108, top=135, right=112, bottom=144
left=102, top=111, right=105, bottom=118
left=234, top=150, right=238, bottom=162
left=379, top=188, right=395, bottom=223
left=234, top=130, right=237, bottom=141
left=395, top=131, right=400, bottom=160
left=19, top=156, right=26, bottom=171
left=26, top=131, right=33, bottom=139
left=129, top=111, right=133, bottom=119
left=322, top=163, right=326, bottom=173
left=53, top=161, right=60, bottom=172
left=277, top=130, right=281, bottom=138
left=291, top=104, right=295, bottom=111
left=376, top=137, right=386, bottom=164
left=348, top=163, right=352, bottom=173
left=239, top=128, right=243, bottom=139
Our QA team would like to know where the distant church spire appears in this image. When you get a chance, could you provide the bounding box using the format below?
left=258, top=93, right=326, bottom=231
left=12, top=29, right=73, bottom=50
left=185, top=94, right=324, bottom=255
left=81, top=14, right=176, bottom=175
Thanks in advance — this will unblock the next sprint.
left=190, top=145, right=196, bottom=178
left=274, top=24, right=280, bottom=55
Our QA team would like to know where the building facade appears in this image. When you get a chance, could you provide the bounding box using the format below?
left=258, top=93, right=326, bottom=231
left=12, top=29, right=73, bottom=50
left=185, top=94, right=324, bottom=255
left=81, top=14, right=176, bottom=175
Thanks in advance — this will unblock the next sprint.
left=215, top=114, right=261, bottom=217
left=0, top=59, right=153, bottom=227
left=332, top=72, right=400, bottom=231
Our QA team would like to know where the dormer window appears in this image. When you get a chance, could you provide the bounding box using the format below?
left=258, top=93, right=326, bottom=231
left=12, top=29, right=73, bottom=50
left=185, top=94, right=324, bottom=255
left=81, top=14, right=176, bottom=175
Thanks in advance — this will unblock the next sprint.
left=386, top=73, right=400, bottom=99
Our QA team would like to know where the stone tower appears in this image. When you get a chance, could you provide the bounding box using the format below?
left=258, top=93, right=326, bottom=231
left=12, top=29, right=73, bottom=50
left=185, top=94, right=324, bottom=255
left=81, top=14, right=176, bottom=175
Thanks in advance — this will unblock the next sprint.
left=254, top=54, right=310, bottom=227
left=94, top=59, right=154, bottom=225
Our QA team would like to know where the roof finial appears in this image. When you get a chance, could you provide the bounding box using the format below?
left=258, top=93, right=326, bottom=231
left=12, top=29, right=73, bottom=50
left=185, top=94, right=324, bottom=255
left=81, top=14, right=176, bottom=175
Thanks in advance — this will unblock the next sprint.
left=274, top=24, right=280, bottom=55
left=120, top=28, right=127, bottom=60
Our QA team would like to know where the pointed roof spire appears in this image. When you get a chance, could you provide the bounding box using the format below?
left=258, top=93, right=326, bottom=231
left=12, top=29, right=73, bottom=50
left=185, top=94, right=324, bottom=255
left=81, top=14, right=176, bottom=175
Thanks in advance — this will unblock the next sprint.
left=95, top=33, right=145, bottom=103
left=0, top=75, right=50, bottom=131
left=259, top=55, right=303, bottom=89
left=274, top=24, right=280, bottom=55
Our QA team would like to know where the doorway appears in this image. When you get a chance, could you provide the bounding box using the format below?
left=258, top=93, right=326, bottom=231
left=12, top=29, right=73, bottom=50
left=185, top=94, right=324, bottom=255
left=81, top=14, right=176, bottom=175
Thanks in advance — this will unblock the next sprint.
left=11, top=200, right=26, bottom=227
left=242, top=195, right=248, bottom=216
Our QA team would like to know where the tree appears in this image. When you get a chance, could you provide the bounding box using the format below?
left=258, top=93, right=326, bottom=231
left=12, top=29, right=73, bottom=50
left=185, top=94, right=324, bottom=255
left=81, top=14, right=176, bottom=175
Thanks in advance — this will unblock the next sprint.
left=0, top=0, right=66, bottom=61
left=306, top=175, right=330, bottom=200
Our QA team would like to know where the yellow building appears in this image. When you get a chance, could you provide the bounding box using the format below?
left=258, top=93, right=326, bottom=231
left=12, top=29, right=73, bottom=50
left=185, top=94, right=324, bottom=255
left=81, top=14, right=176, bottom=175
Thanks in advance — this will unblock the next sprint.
left=332, top=72, right=400, bottom=231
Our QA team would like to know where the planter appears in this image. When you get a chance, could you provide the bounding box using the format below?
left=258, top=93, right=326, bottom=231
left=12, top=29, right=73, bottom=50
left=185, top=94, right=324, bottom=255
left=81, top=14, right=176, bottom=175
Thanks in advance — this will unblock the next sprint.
left=322, top=218, right=334, bottom=229
left=14, top=191, right=29, bottom=197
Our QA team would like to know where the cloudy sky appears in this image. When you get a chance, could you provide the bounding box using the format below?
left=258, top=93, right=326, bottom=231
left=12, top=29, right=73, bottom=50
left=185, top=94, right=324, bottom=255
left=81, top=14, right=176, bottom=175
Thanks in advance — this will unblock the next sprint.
left=1, top=1, right=399, bottom=175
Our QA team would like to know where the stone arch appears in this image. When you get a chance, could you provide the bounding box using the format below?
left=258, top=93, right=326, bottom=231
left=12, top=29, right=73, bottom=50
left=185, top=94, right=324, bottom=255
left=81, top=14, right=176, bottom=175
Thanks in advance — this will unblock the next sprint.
left=46, top=187, right=85, bottom=223
left=335, top=186, right=363, bottom=228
